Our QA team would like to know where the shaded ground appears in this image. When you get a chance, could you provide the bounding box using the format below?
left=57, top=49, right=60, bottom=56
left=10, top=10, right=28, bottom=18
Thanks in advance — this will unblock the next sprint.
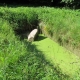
left=36, top=34, right=46, bottom=41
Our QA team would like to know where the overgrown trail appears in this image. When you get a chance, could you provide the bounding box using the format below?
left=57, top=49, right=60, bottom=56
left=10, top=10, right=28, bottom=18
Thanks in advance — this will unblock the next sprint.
left=32, top=34, right=80, bottom=77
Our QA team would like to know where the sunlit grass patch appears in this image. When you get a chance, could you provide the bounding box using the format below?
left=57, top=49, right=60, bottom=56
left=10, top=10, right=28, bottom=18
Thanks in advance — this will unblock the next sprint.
left=33, top=34, right=80, bottom=77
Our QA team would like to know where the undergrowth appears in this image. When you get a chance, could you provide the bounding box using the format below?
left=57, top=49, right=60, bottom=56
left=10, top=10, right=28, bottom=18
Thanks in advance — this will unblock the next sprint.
left=0, top=6, right=80, bottom=80
left=0, top=7, right=80, bottom=50
left=0, top=18, right=71, bottom=80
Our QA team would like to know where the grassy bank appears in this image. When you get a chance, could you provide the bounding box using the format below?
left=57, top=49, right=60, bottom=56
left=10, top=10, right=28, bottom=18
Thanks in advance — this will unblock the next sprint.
left=0, top=6, right=80, bottom=54
left=33, top=34, right=80, bottom=76
left=36, top=7, right=80, bottom=54
left=0, top=6, right=80, bottom=79
left=0, top=18, right=70, bottom=80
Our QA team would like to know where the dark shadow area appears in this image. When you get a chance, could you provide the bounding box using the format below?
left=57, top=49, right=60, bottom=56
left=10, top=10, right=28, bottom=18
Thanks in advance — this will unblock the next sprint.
left=0, top=1, right=65, bottom=8
left=14, top=19, right=41, bottom=40
left=0, top=3, right=52, bottom=8
left=35, top=34, right=46, bottom=41
left=13, top=18, right=42, bottom=41
left=0, top=1, right=80, bottom=9
left=14, top=26, right=41, bottom=41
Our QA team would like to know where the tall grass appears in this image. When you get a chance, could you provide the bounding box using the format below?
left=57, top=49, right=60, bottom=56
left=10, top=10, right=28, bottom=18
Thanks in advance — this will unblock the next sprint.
left=0, top=18, right=70, bottom=80
left=37, top=7, right=80, bottom=53
left=0, top=6, right=80, bottom=79
left=0, top=8, right=68, bottom=80
left=0, top=7, right=80, bottom=50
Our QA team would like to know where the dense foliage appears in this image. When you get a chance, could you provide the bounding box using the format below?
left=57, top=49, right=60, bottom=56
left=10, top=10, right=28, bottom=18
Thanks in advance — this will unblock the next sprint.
left=62, top=0, right=80, bottom=8
left=0, top=0, right=80, bottom=8
left=0, top=7, right=72, bottom=80
left=0, top=6, right=80, bottom=80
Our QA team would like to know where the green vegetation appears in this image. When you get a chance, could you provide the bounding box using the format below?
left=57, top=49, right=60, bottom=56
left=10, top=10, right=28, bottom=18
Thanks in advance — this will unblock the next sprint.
left=33, top=34, right=80, bottom=76
left=0, top=6, right=80, bottom=80
left=37, top=7, right=80, bottom=54
left=0, top=18, right=69, bottom=80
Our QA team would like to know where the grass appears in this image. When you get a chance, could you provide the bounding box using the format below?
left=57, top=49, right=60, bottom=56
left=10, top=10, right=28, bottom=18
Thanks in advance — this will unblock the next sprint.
left=0, top=6, right=80, bottom=80
left=36, top=7, right=80, bottom=50
left=33, top=34, right=80, bottom=76
left=0, top=6, right=80, bottom=51
left=0, top=19, right=70, bottom=80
